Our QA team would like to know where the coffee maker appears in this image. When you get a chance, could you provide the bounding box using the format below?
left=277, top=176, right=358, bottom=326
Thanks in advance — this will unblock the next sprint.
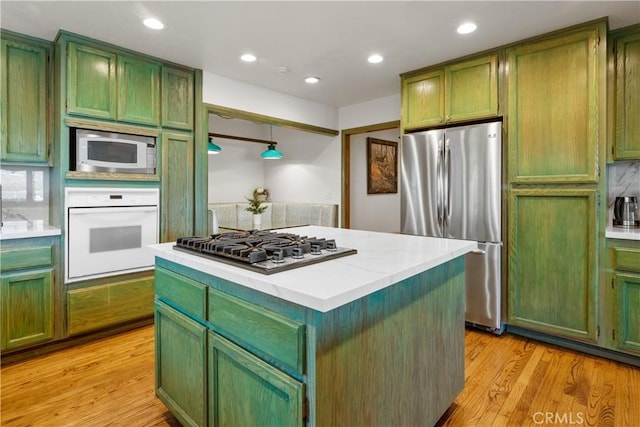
left=613, top=196, right=640, bottom=228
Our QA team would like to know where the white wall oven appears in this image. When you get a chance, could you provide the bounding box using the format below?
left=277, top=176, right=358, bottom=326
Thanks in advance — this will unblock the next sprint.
left=65, top=187, right=159, bottom=283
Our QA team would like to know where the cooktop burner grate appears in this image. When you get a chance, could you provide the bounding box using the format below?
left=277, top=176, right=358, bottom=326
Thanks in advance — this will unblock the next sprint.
left=173, top=230, right=357, bottom=274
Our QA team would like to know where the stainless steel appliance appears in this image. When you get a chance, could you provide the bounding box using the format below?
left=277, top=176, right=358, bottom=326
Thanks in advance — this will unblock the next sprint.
left=65, top=187, right=159, bottom=283
left=174, top=230, right=357, bottom=274
left=613, top=196, right=639, bottom=228
left=74, top=128, right=156, bottom=174
left=401, top=121, right=503, bottom=333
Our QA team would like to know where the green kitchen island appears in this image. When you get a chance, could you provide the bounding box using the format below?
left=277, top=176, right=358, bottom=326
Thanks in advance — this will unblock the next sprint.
left=148, top=226, right=476, bottom=427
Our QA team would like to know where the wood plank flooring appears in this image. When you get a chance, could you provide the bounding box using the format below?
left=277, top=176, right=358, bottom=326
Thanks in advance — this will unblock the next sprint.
left=1, top=325, right=638, bottom=426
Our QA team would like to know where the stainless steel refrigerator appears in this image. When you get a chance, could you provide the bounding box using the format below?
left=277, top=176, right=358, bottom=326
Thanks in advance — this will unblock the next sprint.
left=401, top=121, right=503, bottom=333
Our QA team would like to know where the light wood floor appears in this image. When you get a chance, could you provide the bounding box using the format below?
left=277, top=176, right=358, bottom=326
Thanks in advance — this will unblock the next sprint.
left=1, top=326, right=639, bottom=427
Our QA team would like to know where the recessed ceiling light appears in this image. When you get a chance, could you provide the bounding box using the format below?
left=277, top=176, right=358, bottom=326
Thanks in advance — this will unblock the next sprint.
left=304, top=76, right=320, bottom=84
left=368, top=54, right=384, bottom=64
left=240, top=53, right=257, bottom=62
left=143, top=18, right=164, bottom=30
left=457, top=22, right=477, bottom=34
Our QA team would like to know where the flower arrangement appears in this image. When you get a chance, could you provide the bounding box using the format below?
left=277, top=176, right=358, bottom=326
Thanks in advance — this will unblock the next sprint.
left=253, top=187, right=269, bottom=201
left=245, top=197, right=268, bottom=215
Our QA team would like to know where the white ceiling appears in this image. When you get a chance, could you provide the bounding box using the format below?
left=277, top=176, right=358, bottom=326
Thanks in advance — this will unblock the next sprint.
left=2, top=1, right=639, bottom=108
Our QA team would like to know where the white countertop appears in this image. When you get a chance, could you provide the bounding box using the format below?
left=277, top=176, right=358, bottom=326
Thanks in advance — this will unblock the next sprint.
left=606, top=226, right=640, bottom=241
left=148, top=226, right=477, bottom=313
left=0, top=221, right=61, bottom=240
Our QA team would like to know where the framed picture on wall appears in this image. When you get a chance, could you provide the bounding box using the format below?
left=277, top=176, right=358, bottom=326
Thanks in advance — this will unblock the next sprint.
left=367, top=137, right=398, bottom=194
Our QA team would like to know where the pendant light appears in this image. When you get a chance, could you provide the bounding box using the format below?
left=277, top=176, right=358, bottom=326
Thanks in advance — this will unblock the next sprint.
left=261, top=126, right=283, bottom=160
left=207, top=137, right=222, bottom=154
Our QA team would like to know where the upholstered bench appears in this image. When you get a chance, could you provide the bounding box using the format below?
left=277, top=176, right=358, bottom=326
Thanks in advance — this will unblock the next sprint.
left=208, top=202, right=338, bottom=233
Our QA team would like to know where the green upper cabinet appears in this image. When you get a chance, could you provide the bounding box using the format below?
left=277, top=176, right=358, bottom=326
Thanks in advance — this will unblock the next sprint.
left=160, top=132, right=194, bottom=242
left=162, top=66, right=194, bottom=130
left=0, top=31, right=51, bottom=164
left=401, top=54, right=498, bottom=131
left=66, top=41, right=117, bottom=119
left=66, top=40, right=160, bottom=126
left=507, top=24, right=604, bottom=183
left=445, top=55, right=499, bottom=123
left=612, top=24, right=640, bottom=160
left=117, top=54, right=160, bottom=125
left=508, top=188, right=598, bottom=342
left=401, top=69, right=444, bottom=130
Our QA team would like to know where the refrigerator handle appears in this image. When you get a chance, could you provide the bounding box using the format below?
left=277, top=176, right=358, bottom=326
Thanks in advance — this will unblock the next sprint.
left=443, top=138, right=451, bottom=231
left=436, top=139, right=443, bottom=226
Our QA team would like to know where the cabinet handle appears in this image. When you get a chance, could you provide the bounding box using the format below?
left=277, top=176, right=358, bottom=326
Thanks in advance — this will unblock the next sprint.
left=439, top=117, right=444, bottom=123
left=445, top=115, right=451, bottom=122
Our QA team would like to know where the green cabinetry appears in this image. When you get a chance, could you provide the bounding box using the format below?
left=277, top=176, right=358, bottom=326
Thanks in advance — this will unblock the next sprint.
left=607, top=241, right=640, bottom=356
left=506, top=25, right=601, bottom=183
left=162, top=66, right=194, bottom=130
left=401, top=54, right=498, bottom=131
left=508, top=189, right=598, bottom=340
left=506, top=21, right=606, bottom=343
left=160, top=132, right=194, bottom=242
left=1, top=243, right=55, bottom=351
left=155, top=300, right=207, bottom=427
left=154, top=265, right=304, bottom=427
left=611, top=24, right=640, bottom=160
left=1, top=30, right=52, bottom=164
left=208, top=331, right=304, bottom=427
left=66, top=275, right=154, bottom=336
left=66, top=41, right=160, bottom=126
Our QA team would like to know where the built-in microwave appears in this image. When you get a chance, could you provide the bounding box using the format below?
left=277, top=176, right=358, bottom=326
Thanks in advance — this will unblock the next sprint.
left=73, top=128, right=156, bottom=174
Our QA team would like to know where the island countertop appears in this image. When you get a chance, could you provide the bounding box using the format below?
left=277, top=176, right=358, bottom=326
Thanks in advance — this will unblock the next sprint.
left=148, top=225, right=477, bottom=312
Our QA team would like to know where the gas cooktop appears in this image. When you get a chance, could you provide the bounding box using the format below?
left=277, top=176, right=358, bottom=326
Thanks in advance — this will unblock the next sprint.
left=173, top=230, right=357, bottom=274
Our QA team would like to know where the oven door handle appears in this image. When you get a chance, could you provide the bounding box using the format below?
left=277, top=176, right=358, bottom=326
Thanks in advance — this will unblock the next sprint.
left=68, top=206, right=158, bottom=215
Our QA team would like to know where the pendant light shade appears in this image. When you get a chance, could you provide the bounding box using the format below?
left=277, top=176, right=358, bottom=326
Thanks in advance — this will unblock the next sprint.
left=261, top=143, right=283, bottom=159
left=208, top=137, right=222, bottom=154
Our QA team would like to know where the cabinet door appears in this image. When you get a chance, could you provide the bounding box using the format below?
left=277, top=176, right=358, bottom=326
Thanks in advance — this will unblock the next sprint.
left=507, top=26, right=602, bottom=183
left=208, top=331, right=305, bottom=427
left=162, top=66, right=194, bottom=130
left=445, top=54, right=498, bottom=123
left=160, top=132, right=194, bottom=242
left=67, top=276, right=154, bottom=336
left=155, top=301, right=207, bottom=427
left=614, top=273, right=640, bottom=354
left=508, top=188, right=598, bottom=341
left=401, top=70, right=444, bottom=130
left=1, top=269, right=53, bottom=350
left=1, top=37, right=49, bottom=163
left=66, top=42, right=117, bottom=119
left=613, top=28, right=640, bottom=159
left=117, top=54, right=160, bottom=126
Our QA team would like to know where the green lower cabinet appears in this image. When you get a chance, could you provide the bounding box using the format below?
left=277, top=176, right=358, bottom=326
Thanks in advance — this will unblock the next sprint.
left=508, top=188, right=598, bottom=341
left=614, top=273, right=640, bottom=354
left=208, top=331, right=305, bottom=427
left=67, top=276, right=154, bottom=336
left=1, top=268, right=54, bottom=350
left=155, top=301, right=207, bottom=427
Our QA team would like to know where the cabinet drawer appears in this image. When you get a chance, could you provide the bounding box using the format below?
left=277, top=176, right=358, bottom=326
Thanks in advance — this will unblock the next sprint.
left=614, top=248, right=640, bottom=273
left=68, top=276, right=154, bottom=335
left=208, top=287, right=305, bottom=374
left=1, top=246, right=53, bottom=272
left=155, top=266, right=206, bottom=318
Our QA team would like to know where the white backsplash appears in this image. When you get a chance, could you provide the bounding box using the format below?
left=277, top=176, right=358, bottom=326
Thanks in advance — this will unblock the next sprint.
left=0, top=166, right=50, bottom=224
left=607, top=160, right=640, bottom=223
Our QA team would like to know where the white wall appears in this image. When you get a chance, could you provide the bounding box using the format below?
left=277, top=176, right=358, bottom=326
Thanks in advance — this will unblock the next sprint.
left=338, top=94, right=401, bottom=129
left=349, top=128, right=401, bottom=233
left=203, top=71, right=339, bottom=129
left=207, top=116, right=268, bottom=202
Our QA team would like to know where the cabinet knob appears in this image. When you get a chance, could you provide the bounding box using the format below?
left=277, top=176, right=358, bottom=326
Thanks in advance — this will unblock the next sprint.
left=445, top=115, right=451, bottom=121
left=439, top=117, right=444, bottom=123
